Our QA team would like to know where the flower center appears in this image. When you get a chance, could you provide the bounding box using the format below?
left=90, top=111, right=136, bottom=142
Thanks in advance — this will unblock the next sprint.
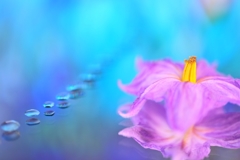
left=182, top=56, right=197, bottom=83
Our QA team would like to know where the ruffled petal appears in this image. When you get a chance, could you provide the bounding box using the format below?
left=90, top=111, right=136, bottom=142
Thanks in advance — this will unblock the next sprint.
left=120, top=126, right=211, bottom=160
left=119, top=100, right=211, bottom=160
left=197, top=108, right=240, bottom=149
left=181, top=135, right=211, bottom=160
left=131, top=100, right=170, bottom=132
left=118, top=78, right=179, bottom=118
left=196, top=60, right=221, bottom=80
left=118, top=58, right=182, bottom=95
left=201, top=77, right=240, bottom=108
left=117, top=98, right=146, bottom=118
left=119, top=58, right=222, bottom=96
left=118, top=101, right=178, bottom=158
left=167, top=134, right=211, bottom=160
left=119, top=126, right=177, bottom=158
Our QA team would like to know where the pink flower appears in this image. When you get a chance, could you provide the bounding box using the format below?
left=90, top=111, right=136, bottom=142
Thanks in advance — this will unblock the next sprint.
left=119, top=100, right=240, bottom=160
left=118, top=57, right=240, bottom=131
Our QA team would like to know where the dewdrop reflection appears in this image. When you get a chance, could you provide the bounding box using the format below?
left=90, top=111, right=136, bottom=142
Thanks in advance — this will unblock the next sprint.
left=44, top=110, right=55, bottom=116
left=57, top=100, right=70, bottom=109
left=2, top=131, right=20, bottom=141
left=26, top=118, right=41, bottom=126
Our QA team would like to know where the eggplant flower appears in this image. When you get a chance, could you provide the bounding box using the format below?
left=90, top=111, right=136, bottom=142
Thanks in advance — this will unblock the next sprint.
left=118, top=57, right=240, bottom=131
left=119, top=100, right=240, bottom=160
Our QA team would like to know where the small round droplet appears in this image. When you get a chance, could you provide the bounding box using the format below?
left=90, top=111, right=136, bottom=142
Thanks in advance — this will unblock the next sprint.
left=66, top=84, right=84, bottom=99
left=79, top=74, right=96, bottom=89
left=26, top=118, right=40, bottom=126
left=70, top=89, right=84, bottom=99
left=2, top=131, right=20, bottom=141
left=43, top=101, right=54, bottom=108
left=1, top=120, right=20, bottom=132
left=70, top=90, right=84, bottom=99
left=44, top=110, right=55, bottom=116
left=25, top=109, right=40, bottom=117
left=56, top=92, right=70, bottom=101
left=66, top=84, right=82, bottom=91
left=57, top=101, right=70, bottom=109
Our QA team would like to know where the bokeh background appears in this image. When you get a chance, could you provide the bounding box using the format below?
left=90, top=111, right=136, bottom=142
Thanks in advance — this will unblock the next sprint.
left=0, top=0, right=240, bottom=160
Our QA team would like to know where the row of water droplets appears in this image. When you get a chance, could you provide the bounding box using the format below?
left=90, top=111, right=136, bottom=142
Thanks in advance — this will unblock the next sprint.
left=1, top=55, right=114, bottom=142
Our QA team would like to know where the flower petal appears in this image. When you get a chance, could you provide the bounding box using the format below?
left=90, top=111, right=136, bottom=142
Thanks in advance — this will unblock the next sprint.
left=181, top=135, right=211, bottom=160
left=120, top=126, right=211, bottom=160
left=166, top=133, right=211, bottom=160
left=117, top=98, right=146, bottom=118
left=119, top=125, right=179, bottom=158
left=119, top=100, right=211, bottom=160
left=118, top=101, right=178, bottom=157
left=131, top=100, right=171, bottom=134
left=118, top=78, right=179, bottom=118
left=119, top=101, right=178, bottom=157
left=196, top=60, right=221, bottom=80
left=201, top=77, right=240, bottom=108
left=118, top=58, right=182, bottom=95
left=197, top=109, right=240, bottom=149
left=165, top=82, right=213, bottom=131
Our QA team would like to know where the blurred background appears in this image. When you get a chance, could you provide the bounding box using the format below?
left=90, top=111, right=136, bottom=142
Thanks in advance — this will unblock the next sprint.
left=0, top=0, right=240, bottom=160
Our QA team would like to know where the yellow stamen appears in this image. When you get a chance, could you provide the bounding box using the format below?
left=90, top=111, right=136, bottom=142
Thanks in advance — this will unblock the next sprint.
left=182, top=56, right=197, bottom=83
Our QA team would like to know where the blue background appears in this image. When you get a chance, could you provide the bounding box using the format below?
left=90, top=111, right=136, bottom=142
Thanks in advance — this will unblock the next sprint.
left=0, top=0, right=240, bottom=159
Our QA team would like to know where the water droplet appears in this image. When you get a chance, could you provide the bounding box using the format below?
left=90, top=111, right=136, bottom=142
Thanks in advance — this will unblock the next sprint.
left=69, top=90, right=84, bottom=99
left=57, top=100, right=70, bottom=109
left=56, top=92, right=70, bottom=101
left=44, top=110, right=55, bottom=116
left=43, top=101, right=54, bottom=108
left=66, top=84, right=84, bottom=99
left=1, top=120, right=20, bottom=132
left=25, top=109, right=40, bottom=117
left=79, top=74, right=96, bottom=89
left=81, top=73, right=96, bottom=83
left=2, top=131, right=20, bottom=141
left=66, top=84, right=82, bottom=91
left=26, top=118, right=40, bottom=126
